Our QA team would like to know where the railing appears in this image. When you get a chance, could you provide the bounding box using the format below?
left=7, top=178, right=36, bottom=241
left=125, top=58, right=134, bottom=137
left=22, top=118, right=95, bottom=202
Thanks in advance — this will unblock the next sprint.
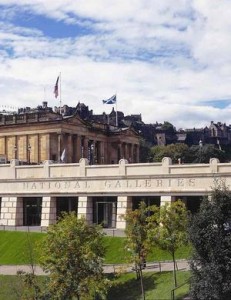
left=171, top=278, right=191, bottom=300
left=0, top=225, right=47, bottom=232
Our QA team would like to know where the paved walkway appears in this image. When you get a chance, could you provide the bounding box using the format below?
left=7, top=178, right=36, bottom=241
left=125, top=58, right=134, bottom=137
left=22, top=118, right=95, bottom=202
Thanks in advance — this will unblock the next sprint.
left=0, top=260, right=189, bottom=276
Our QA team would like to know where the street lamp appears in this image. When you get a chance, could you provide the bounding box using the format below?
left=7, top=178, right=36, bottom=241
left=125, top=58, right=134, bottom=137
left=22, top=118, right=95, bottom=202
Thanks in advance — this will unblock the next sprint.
left=199, top=140, right=203, bottom=163
left=28, top=144, right=31, bottom=164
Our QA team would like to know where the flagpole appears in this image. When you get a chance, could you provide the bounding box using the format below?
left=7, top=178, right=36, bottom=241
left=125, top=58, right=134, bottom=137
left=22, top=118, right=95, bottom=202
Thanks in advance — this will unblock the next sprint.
left=115, top=92, right=118, bottom=127
left=59, top=72, right=62, bottom=115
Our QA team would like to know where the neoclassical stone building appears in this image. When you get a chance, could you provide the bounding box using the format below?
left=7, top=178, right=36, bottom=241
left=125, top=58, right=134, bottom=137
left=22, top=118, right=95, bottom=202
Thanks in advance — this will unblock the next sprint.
left=0, top=157, right=228, bottom=229
left=0, top=102, right=140, bottom=165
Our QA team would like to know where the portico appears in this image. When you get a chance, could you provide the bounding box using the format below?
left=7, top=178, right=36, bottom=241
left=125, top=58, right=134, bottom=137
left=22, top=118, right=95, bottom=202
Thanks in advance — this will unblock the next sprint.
left=0, top=157, right=228, bottom=229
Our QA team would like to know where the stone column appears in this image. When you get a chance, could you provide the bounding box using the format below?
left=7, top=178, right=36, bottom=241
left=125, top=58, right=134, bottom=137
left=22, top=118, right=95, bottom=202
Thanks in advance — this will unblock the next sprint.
left=76, top=135, right=82, bottom=162
left=0, top=197, right=23, bottom=226
left=41, top=197, right=56, bottom=227
left=130, top=144, right=134, bottom=163
left=99, top=141, right=105, bottom=164
left=67, top=134, right=73, bottom=163
left=124, top=144, right=127, bottom=159
left=77, top=196, right=93, bottom=224
left=83, top=137, right=89, bottom=159
left=160, top=195, right=175, bottom=206
left=116, top=196, right=132, bottom=229
left=136, top=144, right=140, bottom=163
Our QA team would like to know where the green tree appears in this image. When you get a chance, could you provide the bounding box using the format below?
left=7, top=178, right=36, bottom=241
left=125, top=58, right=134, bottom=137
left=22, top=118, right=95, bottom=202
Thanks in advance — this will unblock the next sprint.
left=139, top=138, right=152, bottom=162
left=147, top=200, right=189, bottom=287
left=124, top=201, right=153, bottom=300
left=187, top=144, right=226, bottom=163
left=40, top=213, right=109, bottom=300
left=188, top=185, right=231, bottom=299
left=150, top=143, right=189, bottom=163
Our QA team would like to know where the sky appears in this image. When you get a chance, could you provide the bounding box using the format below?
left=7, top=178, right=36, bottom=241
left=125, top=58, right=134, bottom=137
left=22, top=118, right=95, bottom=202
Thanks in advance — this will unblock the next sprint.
left=0, top=0, right=231, bottom=129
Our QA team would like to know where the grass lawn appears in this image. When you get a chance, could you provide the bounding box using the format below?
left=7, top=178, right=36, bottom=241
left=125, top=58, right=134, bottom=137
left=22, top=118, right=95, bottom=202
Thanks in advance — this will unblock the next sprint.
left=0, top=271, right=190, bottom=300
left=0, top=231, right=191, bottom=265
left=108, top=271, right=191, bottom=300
left=0, top=231, right=45, bottom=264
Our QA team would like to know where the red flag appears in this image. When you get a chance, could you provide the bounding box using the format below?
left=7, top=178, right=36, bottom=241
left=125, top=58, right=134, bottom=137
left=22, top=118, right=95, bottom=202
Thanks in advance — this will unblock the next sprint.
left=54, top=76, right=59, bottom=98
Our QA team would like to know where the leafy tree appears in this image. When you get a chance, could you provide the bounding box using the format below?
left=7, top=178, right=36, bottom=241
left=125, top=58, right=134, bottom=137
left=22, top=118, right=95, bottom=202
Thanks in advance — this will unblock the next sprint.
left=150, top=143, right=189, bottom=163
left=187, top=144, right=226, bottom=163
left=139, top=138, right=152, bottom=162
left=147, top=200, right=189, bottom=287
left=161, top=121, right=175, bottom=133
left=40, top=213, right=109, bottom=300
left=124, top=201, right=153, bottom=300
left=188, top=185, right=231, bottom=299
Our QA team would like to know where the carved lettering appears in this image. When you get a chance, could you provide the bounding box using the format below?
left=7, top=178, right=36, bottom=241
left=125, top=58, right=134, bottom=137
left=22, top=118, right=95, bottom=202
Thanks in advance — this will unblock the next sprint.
left=135, top=180, right=142, bottom=188
left=39, top=182, right=45, bottom=189
left=85, top=181, right=90, bottom=188
left=105, top=181, right=111, bottom=188
left=145, top=179, right=151, bottom=187
left=23, top=182, right=29, bottom=189
left=55, top=182, right=61, bottom=189
left=31, top=183, right=36, bottom=189
left=156, top=179, right=162, bottom=187
left=64, top=181, right=70, bottom=188
left=126, top=180, right=132, bottom=188
left=178, top=179, right=184, bottom=187
left=74, top=181, right=81, bottom=188
left=188, top=179, right=195, bottom=187
left=115, top=180, right=121, bottom=188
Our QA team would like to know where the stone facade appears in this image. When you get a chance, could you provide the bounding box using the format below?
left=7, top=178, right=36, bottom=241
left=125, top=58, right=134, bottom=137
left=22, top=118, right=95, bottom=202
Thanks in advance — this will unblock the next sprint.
left=0, top=102, right=140, bottom=165
left=0, top=157, right=229, bottom=229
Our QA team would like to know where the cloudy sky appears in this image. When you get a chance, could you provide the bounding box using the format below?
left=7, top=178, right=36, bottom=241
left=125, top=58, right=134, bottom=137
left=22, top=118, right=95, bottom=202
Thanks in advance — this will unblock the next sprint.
left=0, top=0, right=231, bottom=129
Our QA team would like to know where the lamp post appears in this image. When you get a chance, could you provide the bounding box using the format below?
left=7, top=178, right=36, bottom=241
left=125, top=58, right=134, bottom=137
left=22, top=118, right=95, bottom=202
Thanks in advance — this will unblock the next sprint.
left=199, top=140, right=203, bottom=163
left=28, top=144, right=31, bottom=164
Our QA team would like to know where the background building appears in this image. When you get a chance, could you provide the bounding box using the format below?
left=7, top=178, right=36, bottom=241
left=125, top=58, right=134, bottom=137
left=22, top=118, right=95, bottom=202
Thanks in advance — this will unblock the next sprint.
left=0, top=102, right=140, bottom=165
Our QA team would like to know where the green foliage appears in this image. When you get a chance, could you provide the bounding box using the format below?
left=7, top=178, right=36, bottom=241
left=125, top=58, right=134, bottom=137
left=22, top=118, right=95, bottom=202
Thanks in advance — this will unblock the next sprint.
left=150, top=143, right=189, bottom=163
left=40, top=213, right=110, bottom=300
left=147, top=201, right=189, bottom=287
left=124, top=202, right=150, bottom=265
left=124, top=201, right=153, bottom=299
left=150, top=143, right=226, bottom=164
left=189, top=185, right=231, bottom=299
left=187, top=144, right=226, bottom=163
left=161, top=121, right=175, bottom=132
left=139, top=138, right=152, bottom=162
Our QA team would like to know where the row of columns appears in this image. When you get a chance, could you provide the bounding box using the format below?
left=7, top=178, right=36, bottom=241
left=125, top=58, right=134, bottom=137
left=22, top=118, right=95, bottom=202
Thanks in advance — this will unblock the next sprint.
left=118, top=143, right=139, bottom=163
left=0, top=195, right=174, bottom=229
left=59, top=134, right=106, bottom=164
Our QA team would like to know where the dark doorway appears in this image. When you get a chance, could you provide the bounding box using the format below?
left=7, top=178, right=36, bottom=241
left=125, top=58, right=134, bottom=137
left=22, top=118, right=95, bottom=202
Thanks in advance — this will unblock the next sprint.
left=56, top=197, right=78, bottom=218
left=93, top=197, right=117, bottom=228
left=185, top=196, right=203, bottom=214
left=132, top=196, right=160, bottom=210
left=23, top=197, right=42, bottom=226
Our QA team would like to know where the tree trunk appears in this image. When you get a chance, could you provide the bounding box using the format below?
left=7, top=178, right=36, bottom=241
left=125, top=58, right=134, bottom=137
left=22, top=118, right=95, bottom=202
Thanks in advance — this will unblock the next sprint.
left=139, top=264, right=145, bottom=300
left=172, top=250, right=177, bottom=287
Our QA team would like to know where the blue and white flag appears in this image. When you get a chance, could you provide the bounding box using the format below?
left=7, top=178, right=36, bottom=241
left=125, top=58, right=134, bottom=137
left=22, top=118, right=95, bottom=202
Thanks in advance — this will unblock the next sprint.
left=102, top=94, right=116, bottom=104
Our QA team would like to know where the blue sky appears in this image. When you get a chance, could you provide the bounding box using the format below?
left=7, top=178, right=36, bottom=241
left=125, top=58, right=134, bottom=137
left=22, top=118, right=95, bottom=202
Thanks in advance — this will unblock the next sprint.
left=0, top=0, right=231, bottom=128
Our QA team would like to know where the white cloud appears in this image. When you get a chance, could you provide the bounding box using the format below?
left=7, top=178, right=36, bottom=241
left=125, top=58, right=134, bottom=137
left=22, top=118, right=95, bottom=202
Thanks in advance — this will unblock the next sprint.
left=0, top=0, right=231, bottom=129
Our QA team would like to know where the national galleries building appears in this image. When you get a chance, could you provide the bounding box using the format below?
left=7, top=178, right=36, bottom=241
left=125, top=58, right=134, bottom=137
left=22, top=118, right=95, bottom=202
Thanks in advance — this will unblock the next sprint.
left=0, top=157, right=229, bottom=229
left=0, top=102, right=230, bottom=229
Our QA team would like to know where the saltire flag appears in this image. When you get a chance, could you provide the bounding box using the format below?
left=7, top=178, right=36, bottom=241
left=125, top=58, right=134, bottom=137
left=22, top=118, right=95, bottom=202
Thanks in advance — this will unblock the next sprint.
left=54, top=76, right=59, bottom=98
left=102, top=94, right=116, bottom=104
